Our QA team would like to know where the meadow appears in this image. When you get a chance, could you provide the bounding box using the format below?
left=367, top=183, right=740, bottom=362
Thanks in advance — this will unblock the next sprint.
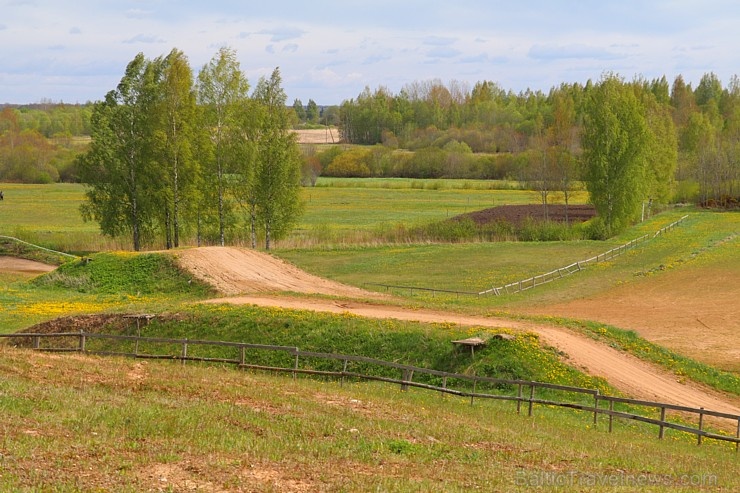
left=1, top=179, right=738, bottom=491
left=2, top=346, right=736, bottom=492
left=0, top=180, right=589, bottom=251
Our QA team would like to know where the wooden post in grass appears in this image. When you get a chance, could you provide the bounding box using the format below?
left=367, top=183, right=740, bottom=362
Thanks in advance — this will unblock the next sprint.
left=293, top=353, right=299, bottom=380
left=608, top=401, right=614, bottom=433
left=517, top=384, right=523, bottom=414
left=593, top=393, right=599, bottom=425
left=659, top=407, right=666, bottom=439
left=239, top=345, right=246, bottom=367
left=400, top=368, right=410, bottom=391
left=528, top=385, right=535, bottom=417
left=181, top=339, right=188, bottom=365
left=33, top=336, right=39, bottom=349
left=470, top=380, right=476, bottom=406
left=341, top=359, right=348, bottom=387
left=79, top=330, right=86, bottom=353
left=698, top=408, right=704, bottom=446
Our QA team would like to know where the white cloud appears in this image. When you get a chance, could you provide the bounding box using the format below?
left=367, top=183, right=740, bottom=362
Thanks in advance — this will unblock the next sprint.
left=258, top=27, right=305, bottom=42
left=1, top=0, right=739, bottom=104
left=528, top=44, right=624, bottom=61
left=122, top=34, right=166, bottom=44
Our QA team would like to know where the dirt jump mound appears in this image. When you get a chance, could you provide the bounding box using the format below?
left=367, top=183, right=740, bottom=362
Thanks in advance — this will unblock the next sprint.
left=175, top=246, right=378, bottom=298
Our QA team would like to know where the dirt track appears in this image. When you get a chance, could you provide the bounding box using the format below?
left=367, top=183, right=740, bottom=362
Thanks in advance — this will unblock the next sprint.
left=181, top=247, right=740, bottom=416
left=0, top=257, right=56, bottom=275
left=176, top=247, right=382, bottom=298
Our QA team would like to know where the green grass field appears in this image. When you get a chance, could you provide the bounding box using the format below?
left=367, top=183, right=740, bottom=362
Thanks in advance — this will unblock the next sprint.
left=2, top=347, right=735, bottom=492
left=1, top=179, right=738, bottom=491
left=0, top=180, right=588, bottom=251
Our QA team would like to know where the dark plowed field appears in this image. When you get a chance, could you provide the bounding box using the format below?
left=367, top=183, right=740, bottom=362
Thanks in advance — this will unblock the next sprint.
left=455, top=204, right=596, bottom=226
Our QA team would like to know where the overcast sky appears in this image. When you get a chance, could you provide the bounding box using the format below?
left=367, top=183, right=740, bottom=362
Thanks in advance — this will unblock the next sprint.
left=2, top=0, right=739, bottom=105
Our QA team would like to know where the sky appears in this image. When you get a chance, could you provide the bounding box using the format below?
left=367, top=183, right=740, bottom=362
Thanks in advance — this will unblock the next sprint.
left=1, top=0, right=739, bottom=105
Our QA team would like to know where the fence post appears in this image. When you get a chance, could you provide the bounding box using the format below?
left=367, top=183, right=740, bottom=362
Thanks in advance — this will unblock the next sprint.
left=608, top=400, right=614, bottom=433
left=239, top=345, right=246, bottom=367
left=698, top=408, right=704, bottom=446
left=341, top=359, right=348, bottom=387
left=33, top=336, right=40, bottom=349
left=78, top=330, right=86, bottom=353
left=181, top=339, right=188, bottom=365
left=528, top=385, right=535, bottom=417
left=400, top=368, right=414, bottom=391
left=659, top=407, right=666, bottom=439
left=442, top=376, right=448, bottom=392
left=293, top=353, right=299, bottom=380
left=593, top=392, right=599, bottom=425
left=470, top=379, right=476, bottom=406
left=516, top=384, right=523, bottom=414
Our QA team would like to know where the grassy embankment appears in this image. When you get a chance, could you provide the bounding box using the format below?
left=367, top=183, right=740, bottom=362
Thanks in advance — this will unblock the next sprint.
left=2, top=346, right=737, bottom=492
left=1, top=181, right=738, bottom=396
left=0, top=180, right=738, bottom=490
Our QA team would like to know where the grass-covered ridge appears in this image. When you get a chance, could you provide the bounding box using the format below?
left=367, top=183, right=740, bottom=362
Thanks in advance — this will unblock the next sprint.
left=33, top=252, right=212, bottom=296
left=1, top=347, right=734, bottom=492
left=49, top=303, right=610, bottom=395
left=0, top=252, right=213, bottom=333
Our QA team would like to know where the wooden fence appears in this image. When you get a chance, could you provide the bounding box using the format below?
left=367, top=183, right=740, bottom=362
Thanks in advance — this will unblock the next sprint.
left=368, top=215, right=689, bottom=297
left=2, top=328, right=738, bottom=452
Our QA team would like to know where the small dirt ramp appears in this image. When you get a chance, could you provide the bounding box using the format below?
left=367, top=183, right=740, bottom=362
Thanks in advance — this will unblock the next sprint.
left=175, top=246, right=377, bottom=297
left=0, top=257, right=56, bottom=275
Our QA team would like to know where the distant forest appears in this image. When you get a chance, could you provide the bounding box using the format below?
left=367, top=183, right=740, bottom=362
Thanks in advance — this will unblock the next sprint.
left=2, top=72, right=739, bottom=210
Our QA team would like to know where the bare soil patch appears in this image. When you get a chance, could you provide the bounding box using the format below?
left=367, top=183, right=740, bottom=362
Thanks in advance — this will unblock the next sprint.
left=0, top=256, right=56, bottom=275
left=521, top=263, right=740, bottom=372
left=455, top=204, right=596, bottom=226
left=175, top=246, right=383, bottom=298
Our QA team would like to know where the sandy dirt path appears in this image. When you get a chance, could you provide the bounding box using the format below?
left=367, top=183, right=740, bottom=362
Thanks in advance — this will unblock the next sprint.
left=0, top=257, right=56, bottom=275
left=205, top=295, right=740, bottom=417
left=173, top=247, right=739, bottom=417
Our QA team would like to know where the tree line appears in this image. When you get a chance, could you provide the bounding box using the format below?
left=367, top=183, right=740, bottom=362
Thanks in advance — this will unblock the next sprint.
left=77, top=47, right=302, bottom=251
left=334, top=72, right=739, bottom=234
left=0, top=104, right=91, bottom=183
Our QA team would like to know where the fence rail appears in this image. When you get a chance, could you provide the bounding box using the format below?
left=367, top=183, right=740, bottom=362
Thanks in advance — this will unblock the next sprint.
left=2, top=328, right=737, bottom=452
left=365, top=215, right=689, bottom=298
left=0, top=235, right=78, bottom=259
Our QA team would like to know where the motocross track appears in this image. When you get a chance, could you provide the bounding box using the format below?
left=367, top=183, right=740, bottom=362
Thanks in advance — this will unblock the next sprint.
left=0, top=257, right=56, bottom=275
left=177, top=247, right=740, bottom=417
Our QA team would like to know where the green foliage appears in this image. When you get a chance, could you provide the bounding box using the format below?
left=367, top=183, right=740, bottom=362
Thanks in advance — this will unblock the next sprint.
left=33, top=252, right=211, bottom=296
left=582, top=75, right=650, bottom=234
left=196, top=46, right=252, bottom=246
left=252, top=67, right=304, bottom=249
left=324, top=147, right=372, bottom=177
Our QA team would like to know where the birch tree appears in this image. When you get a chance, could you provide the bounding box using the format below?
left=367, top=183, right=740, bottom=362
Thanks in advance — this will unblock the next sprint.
left=582, top=75, right=649, bottom=235
left=196, top=47, right=250, bottom=245
left=78, top=53, right=156, bottom=251
left=252, top=68, right=302, bottom=250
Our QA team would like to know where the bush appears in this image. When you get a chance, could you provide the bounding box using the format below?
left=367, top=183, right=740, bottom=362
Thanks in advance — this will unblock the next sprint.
left=324, top=148, right=372, bottom=177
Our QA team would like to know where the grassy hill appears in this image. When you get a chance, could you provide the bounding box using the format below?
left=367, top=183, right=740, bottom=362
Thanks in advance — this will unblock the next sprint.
left=1, top=346, right=736, bottom=492
left=1, top=181, right=738, bottom=491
